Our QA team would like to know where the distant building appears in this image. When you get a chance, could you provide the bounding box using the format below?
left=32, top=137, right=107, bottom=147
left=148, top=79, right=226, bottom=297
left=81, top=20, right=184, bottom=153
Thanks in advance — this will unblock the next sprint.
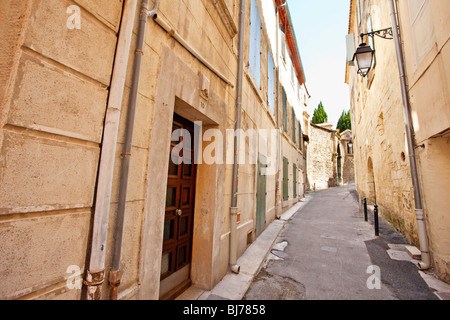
left=306, top=124, right=354, bottom=191
left=339, top=129, right=355, bottom=186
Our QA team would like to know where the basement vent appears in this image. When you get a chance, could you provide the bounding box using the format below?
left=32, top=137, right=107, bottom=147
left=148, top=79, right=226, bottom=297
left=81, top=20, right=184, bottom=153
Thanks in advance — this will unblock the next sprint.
left=247, top=230, right=254, bottom=246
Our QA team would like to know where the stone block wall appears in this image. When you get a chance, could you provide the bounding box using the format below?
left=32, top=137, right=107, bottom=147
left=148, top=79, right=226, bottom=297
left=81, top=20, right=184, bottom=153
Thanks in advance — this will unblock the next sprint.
left=0, top=0, right=123, bottom=299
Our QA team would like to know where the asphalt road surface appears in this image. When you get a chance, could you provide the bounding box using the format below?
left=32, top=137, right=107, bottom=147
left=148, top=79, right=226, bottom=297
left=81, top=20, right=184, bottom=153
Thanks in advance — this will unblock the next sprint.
left=244, top=185, right=438, bottom=300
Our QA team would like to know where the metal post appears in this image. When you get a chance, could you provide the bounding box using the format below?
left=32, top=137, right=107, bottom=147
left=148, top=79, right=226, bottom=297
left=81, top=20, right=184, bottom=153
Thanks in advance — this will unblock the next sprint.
left=363, top=198, right=368, bottom=222
left=374, top=204, right=379, bottom=236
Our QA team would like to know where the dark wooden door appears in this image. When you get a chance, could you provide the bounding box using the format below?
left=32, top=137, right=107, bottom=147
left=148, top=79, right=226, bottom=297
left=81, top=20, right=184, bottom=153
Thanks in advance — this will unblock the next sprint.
left=161, top=114, right=197, bottom=282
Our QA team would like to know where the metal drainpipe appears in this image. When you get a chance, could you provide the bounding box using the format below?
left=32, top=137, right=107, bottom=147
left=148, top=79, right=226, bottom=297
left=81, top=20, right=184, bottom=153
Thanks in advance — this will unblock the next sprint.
left=84, top=0, right=138, bottom=300
left=109, top=0, right=160, bottom=300
left=388, top=0, right=430, bottom=270
left=275, top=2, right=286, bottom=218
left=229, top=0, right=246, bottom=275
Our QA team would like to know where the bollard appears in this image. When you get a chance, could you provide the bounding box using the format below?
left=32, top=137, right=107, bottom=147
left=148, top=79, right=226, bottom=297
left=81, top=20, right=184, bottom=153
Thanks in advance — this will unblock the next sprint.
left=374, top=204, right=379, bottom=236
left=363, top=198, right=368, bottom=222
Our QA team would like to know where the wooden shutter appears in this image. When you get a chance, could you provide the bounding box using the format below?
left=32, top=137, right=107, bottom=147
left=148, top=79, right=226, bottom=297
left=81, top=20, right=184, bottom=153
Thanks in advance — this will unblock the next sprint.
left=249, top=0, right=261, bottom=88
left=293, top=163, right=297, bottom=198
left=283, top=157, right=289, bottom=201
left=268, top=50, right=275, bottom=115
left=298, top=120, right=302, bottom=150
left=282, top=87, right=287, bottom=132
left=292, top=107, right=296, bottom=143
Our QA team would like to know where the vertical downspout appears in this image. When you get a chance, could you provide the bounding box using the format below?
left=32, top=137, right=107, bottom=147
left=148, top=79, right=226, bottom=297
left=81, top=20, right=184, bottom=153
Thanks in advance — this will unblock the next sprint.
left=84, top=0, right=138, bottom=300
left=229, top=0, right=246, bottom=275
left=387, top=0, right=430, bottom=270
left=109, top=0, right=160, bottom=300
left=275, top=2, right=286, bottom=218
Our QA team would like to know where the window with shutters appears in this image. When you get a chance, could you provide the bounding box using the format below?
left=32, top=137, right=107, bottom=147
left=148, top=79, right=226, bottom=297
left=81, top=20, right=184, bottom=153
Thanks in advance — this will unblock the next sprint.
left=249, top=0, right=261, bottom=88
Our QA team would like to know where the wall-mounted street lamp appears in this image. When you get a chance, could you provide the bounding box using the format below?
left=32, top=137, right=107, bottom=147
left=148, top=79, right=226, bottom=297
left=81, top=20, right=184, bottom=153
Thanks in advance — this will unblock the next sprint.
left=353, top=27, right=393, bottom=76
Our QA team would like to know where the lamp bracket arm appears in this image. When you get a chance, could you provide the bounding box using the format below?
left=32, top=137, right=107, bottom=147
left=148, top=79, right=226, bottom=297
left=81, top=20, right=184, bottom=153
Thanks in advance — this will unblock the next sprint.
left=360, top=27, right=393, bottom=42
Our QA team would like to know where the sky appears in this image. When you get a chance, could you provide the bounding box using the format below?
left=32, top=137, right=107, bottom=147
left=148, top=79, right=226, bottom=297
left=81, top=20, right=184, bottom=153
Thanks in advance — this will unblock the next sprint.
left=287, top=0, right=351, bottom=128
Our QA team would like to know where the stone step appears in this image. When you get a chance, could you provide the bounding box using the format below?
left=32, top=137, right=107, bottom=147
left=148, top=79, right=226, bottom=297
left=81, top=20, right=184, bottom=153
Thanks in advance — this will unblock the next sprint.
left=405, top=245, right=422, bottom=260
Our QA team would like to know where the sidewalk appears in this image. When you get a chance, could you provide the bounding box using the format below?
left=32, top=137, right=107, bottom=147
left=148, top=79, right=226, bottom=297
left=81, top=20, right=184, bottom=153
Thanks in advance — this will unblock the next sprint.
left=176, top=195, right=313, bottom=300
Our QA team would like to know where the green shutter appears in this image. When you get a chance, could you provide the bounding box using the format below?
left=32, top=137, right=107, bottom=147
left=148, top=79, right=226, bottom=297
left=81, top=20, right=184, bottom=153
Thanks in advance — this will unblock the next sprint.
left=283, top=157, right=289, bottom=201
left=293, top=163, right=297, bottom=198
left=292, top=107, right=296, bottom=143
left=298, top=120, right=302, bottom=150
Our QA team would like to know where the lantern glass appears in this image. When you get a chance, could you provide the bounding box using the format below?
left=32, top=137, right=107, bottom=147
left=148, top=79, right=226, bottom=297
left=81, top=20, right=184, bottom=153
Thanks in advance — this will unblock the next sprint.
left=353, top=43, right=375, bottom=76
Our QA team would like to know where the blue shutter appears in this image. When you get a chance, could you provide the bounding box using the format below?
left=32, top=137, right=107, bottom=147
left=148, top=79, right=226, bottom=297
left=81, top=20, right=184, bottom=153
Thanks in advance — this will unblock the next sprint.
left=268, top=50, right=275, bottom=114
left=249, top=0, right=261, bottom=87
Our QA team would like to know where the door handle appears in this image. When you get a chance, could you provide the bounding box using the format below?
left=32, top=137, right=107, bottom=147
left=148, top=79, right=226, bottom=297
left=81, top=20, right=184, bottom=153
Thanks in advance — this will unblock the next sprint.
left=175, top=209, right=183, bottom=217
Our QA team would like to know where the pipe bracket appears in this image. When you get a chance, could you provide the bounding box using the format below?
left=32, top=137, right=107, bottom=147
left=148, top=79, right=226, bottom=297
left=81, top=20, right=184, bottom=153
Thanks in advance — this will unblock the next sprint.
left=83, top=269, right=105, bottom=287
left=109, top=270, right=122, bottom=287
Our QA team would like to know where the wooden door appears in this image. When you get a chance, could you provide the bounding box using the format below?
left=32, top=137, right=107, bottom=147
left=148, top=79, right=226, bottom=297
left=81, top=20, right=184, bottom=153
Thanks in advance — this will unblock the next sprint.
left=160, top=114, right=197, bottom=297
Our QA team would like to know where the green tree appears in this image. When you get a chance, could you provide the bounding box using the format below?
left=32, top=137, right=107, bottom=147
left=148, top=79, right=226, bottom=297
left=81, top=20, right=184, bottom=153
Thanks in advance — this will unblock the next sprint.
left=312, top=101, right=328, bottom=124
left=336, top=109, right=352, bottom=132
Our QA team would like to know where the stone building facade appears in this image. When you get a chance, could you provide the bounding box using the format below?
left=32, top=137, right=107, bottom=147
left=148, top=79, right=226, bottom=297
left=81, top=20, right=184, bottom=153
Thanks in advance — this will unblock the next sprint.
left=307, top=123, right=339, bottom=190
left=0, top=0, right=309, bottom=299
left=346, top=0, right=450, bottom=283
left=339, top=129, right=355, bottom=185
left=306, top=123, right=354, bottom=191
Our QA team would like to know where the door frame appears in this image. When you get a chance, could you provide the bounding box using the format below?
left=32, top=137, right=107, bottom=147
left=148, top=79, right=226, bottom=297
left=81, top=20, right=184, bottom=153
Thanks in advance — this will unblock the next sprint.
left=138, top=46, right=226, bottom=299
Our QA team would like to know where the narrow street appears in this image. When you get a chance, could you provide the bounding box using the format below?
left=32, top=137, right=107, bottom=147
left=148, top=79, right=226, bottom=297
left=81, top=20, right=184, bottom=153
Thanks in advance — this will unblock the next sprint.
left=243, top=185, right=439, bottom=300
left=2, top=0, right=449, bottom=302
